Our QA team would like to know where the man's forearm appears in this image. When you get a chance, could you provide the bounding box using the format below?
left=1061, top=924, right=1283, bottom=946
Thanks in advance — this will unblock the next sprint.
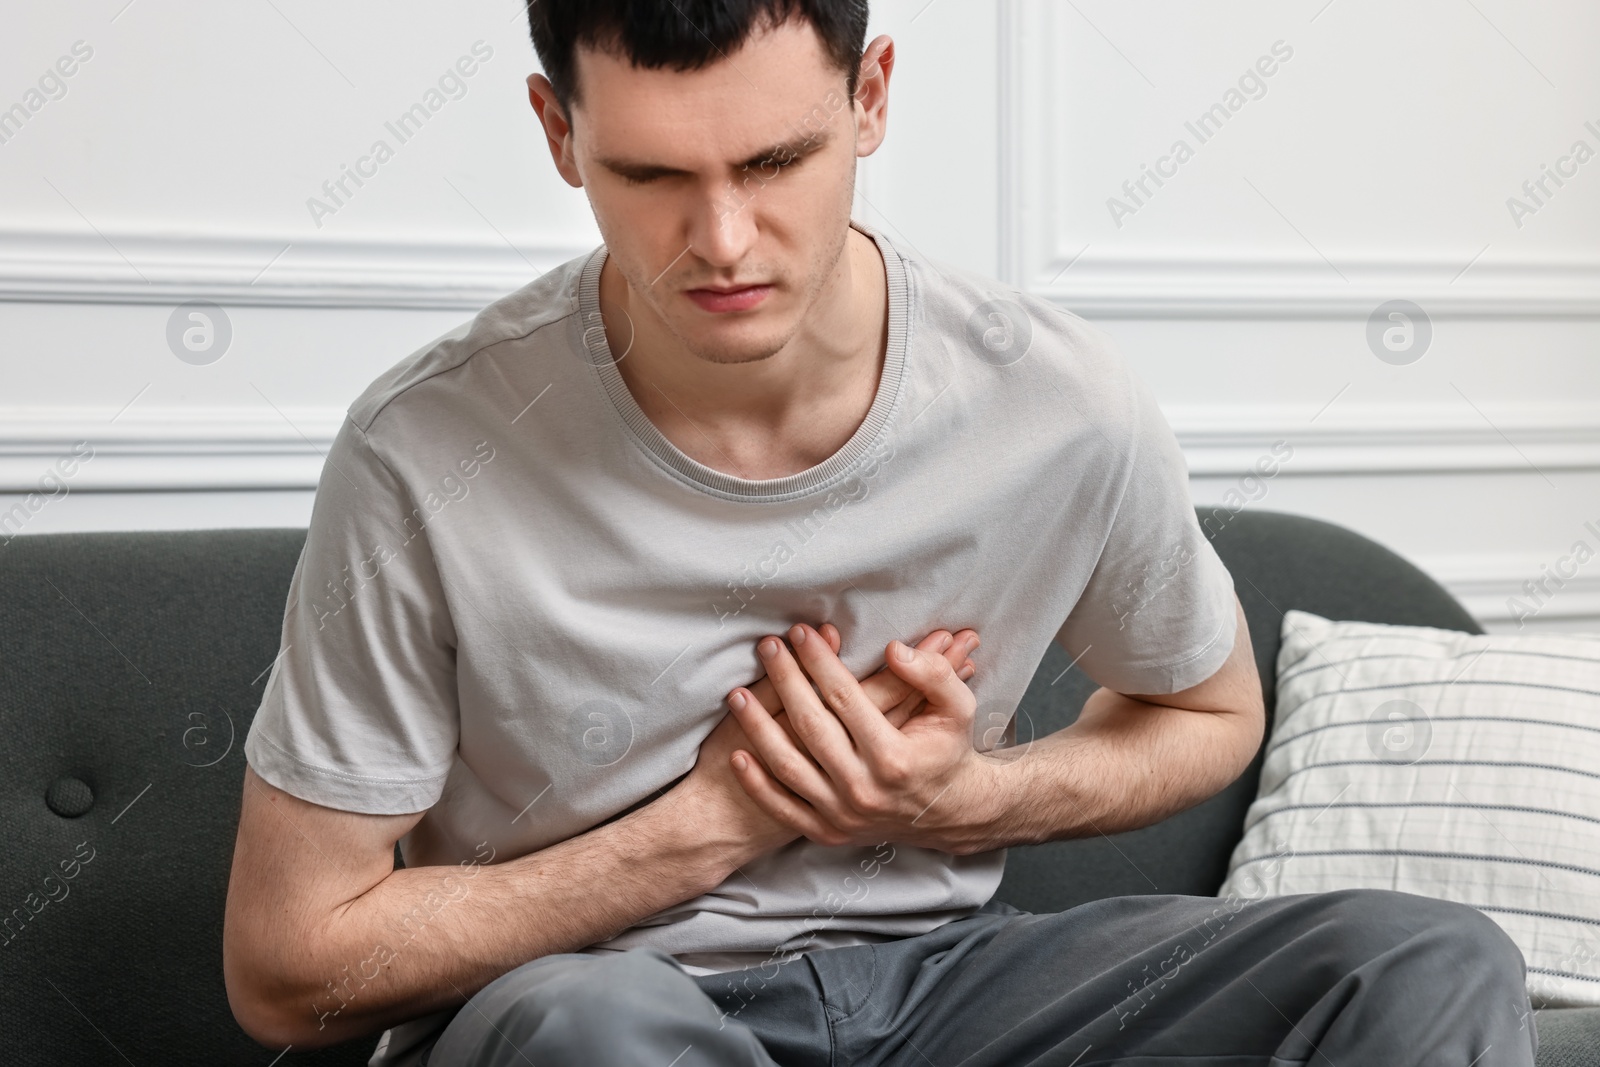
left=261, top=791, right=759, bottom=1048
left=970, top=686, right=1262, bottom=851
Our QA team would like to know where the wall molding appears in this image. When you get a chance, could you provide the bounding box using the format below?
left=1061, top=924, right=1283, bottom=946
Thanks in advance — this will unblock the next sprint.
left=1170, top=403, right=1600, bottom=476
left=0, top=227, right=590, bottom=310
left=1421, top=553, right=1600, bottom=632
left=9, top=224, right=1600, bottom=320
left=996, top=0, right=1024, bottom=289
left=3, top=402, right=1596, bottom=493
left=0, top=408, right=341, bottom=491
left=996, top=1, right=1600, bottom=320
left=1033, top=254, right=1600, bottom=320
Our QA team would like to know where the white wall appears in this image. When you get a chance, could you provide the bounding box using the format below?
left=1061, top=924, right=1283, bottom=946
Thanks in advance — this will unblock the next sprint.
left=2, top=0, right=1597, bottom=634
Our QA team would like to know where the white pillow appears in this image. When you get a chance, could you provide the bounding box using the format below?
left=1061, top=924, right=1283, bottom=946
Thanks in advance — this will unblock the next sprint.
left=1217, top=608, right=1600, bottom=1008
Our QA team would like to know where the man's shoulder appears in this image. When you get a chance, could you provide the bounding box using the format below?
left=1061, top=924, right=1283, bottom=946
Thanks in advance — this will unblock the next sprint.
left=899, top=244, right=1139, bottom=437
left=347, top=249, right=596, bottom=434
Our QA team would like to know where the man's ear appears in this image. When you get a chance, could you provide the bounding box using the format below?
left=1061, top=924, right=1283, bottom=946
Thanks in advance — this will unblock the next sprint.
left=527, top=73, right=583, bottom=188
left=853, top=35, right=895, bottom=157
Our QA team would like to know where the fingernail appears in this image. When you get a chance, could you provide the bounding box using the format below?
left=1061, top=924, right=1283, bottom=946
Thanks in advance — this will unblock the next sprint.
left=759, top=638, right=779, bottom=660
left=965, top=633, right=980, bottom=651
left=790, top=624, right=807, bottom=645
left=935, top=632, right=953, bottom=653
left=729, top=689, right=747, bottom=710
left=894, top=641, right=915, bottom=663
left=959, top=664, right=974, bottom=680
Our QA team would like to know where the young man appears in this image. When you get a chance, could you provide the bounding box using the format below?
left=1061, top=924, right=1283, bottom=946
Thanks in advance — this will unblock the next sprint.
left=224, top=2, right=1537, bottom=1064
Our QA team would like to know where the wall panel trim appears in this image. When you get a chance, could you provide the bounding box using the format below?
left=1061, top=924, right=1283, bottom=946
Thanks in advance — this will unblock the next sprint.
left=0, top=227, right=587, bottom=310
left=3, top=402, right=1595, bottom=492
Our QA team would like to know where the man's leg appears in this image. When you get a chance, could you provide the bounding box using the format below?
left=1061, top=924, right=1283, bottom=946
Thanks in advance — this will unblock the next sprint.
left=423, top=946, right=828, bottom=1066
left=808, top=888, right=1537, bottom=1066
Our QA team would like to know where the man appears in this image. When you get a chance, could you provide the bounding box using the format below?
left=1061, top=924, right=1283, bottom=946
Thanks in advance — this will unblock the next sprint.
left=223, top=2, right=1537, bottom=1064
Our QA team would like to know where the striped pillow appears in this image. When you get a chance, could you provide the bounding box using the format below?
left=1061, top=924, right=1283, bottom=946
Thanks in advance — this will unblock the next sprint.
left=1216, top=608, right=1600, bottom=1008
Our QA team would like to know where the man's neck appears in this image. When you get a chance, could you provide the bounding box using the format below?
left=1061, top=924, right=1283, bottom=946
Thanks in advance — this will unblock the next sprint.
left=599, top=226, right=889, bottom=481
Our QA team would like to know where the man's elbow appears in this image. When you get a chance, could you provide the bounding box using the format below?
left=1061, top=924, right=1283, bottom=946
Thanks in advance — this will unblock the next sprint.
left=226, top=975, right=296, bottom=1049
left=224, top=931, right=327, bottom=1049
left=1229, top=694, right=1267, bottom=780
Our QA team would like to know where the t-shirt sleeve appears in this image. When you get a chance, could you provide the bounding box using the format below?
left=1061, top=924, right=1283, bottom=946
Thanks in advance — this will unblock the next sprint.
left=244, top=415, right=460, bottom=815
left=1053, top=361, right=1238, bottom=696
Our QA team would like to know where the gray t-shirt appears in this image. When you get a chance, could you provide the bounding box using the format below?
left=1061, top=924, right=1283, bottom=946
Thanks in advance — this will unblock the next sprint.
left=243, top=223, right=1237, bottom=1064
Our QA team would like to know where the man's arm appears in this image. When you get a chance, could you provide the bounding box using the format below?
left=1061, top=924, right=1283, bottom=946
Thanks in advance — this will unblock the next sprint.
left=224, top=627, right=978, bottom=1049
left=224, top=762, right=771, bottom=1049
left=972, top=592, right=1265, bottom=849
left=725, top=594, right=1264, bottom=855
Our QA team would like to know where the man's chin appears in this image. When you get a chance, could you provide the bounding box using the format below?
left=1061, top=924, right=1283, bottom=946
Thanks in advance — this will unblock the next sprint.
left=672, top=324, right=793, bottom=366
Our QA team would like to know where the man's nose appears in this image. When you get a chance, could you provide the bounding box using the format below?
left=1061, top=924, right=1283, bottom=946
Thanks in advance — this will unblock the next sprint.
left=689, top=179, right=760, bottom=269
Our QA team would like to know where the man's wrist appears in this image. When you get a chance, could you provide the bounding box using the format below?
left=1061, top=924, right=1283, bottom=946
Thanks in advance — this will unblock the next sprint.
left=640, top=784, right=783, bottom=895
left=943, top=749, right=1030, bottom=855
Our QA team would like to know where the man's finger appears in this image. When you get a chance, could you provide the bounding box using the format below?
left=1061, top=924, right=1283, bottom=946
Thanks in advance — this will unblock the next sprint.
left=861, top=629, right=978, bottom=715
left=727, top=682, right=854, bottom=822
left=819, top=622, right=842, bottom=653
left=857, top=630, right=949, bottom=713
left=883, top=658, right=974, bottom=729
left=784, top=623, right=905, bottom=765
left=747, top=625, right=844, bottom=713
left=882, top=636, right=980, bottom=723
left=748, top=627, right=976, bottom=725
left=755, top=631, right=867, bottom=795
left=728, top=747, right=844, bottom=846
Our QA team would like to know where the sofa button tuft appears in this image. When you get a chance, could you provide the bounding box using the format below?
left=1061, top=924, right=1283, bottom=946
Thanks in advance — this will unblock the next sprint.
left=46, top=776, right=95, bottom=818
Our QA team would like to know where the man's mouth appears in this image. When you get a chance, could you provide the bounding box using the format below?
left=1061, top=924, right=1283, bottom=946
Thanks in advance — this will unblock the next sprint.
left=684, top=284, right=774, bottom=314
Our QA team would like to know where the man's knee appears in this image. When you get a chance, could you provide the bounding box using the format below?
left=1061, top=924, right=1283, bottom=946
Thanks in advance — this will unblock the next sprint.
left=1309, top=888, right=1526, bottom=987
left=433, top=948, right=727, bottom=1064
left=500, top=948, right=702, bottom=1024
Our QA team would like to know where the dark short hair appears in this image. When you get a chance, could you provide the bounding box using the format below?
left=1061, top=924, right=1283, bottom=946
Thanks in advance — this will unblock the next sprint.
left=528, top=0, right=870, bottom=113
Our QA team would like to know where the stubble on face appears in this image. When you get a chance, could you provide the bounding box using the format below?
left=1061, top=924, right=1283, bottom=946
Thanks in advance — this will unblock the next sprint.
left=571, top=19, right=864, bottom=369
left=599, top=184, right=856, bottom=367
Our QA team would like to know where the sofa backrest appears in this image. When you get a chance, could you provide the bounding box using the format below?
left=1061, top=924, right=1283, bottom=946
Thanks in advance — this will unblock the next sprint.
left=0, top=528, right=329, bottom=1064
left=0, top=509, right=1481, bottom=1064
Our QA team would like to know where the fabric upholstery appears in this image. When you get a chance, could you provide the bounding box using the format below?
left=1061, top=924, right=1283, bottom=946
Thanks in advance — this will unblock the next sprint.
left=1537, top=1007, right=1600, bottom=1066
left=0, top=509, right=1593, bottom=1064
left=0, top=528, right=362, bottom=1064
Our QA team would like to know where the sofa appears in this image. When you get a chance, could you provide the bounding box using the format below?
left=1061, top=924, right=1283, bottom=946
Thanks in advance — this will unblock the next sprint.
left=2, top=507, right=1596, bottom=1065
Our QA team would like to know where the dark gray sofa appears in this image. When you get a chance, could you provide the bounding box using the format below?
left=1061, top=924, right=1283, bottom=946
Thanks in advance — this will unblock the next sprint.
left=2, top=508, right=1596, bottom=1065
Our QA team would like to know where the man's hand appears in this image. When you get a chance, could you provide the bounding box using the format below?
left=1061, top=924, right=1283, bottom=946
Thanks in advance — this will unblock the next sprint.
left=744, top=622, right=977, bottom=750
left=726, top=623, right=1004, bottom=856
left=667, top=627, right=983, bottom=865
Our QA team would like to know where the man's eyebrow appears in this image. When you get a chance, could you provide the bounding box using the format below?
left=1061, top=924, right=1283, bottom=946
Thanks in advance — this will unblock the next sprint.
left=595, top=128, right=833, bottom=181
left=737, top=128, right=833, bottom=170
left=594, top=157, right=691, bottom=181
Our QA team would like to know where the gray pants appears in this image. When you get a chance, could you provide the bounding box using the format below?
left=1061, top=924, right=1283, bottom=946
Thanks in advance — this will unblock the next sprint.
left=423, top=888, right=1539, bottom=1066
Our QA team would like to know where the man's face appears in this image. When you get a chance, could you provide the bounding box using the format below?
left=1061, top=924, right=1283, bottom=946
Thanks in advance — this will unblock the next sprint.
left=564, top=19, right=865, bottom=365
